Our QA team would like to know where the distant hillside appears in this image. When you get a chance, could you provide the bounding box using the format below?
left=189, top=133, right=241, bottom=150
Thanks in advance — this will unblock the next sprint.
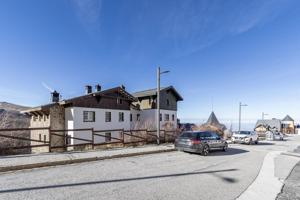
left=0, top=102, right=31, bottom=155
left=0, top=102, right=30, bottom=112
left=0, top=102, right=31, bottom=128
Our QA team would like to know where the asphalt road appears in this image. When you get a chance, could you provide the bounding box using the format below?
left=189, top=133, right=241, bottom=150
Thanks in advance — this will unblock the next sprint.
left=0, top=136, right=299, bottom=200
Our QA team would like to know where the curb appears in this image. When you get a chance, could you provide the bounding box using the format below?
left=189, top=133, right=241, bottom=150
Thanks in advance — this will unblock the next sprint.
left=0, top=148, right=176, bottom=173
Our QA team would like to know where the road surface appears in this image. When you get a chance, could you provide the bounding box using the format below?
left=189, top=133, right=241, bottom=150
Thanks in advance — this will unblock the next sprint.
left=0, top=135, right=299, bottom=200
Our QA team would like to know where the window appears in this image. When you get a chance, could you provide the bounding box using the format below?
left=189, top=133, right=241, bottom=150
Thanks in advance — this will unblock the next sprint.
left=43, top=135, right=47, bottom=143
left=83, top=111, right=95, bottom=122
left=137, top=114, right=140, bottom=121
left=210, top=132, right=220, bottom=139
left=167, top=99, right=170, bottom=106
left=117, top=98, right=123, bottom=104
left=119, top=112, right=124, bottom=122
left=204, top=132, right=212, bottom=138
left=38, top=115, right=42, bottom=121
left=105, top=132, right=111, bottom=142
left=39, top=134, right=42, bottom=141
left=164, top=114, right=169, bottom=121
left=105, top=112, right=111, bottom=122
left=172, top=114, right=175, bottom=121
left=160, top=113, right=162, bottom=121
left=130, top=114, right=133, bottom=122
left=33, top=116, right=37, bottom=122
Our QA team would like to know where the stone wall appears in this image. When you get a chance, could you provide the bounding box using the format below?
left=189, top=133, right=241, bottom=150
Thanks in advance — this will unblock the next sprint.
left=30, top=114, right=50, bottom=153
left=49, top=105, right=65, bottom=152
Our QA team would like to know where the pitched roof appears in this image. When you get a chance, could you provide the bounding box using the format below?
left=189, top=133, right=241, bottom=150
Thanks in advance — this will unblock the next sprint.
left=22, top=86, right=136, bottom=114
left=132, top=86, right=183, bottom=101
left=255, top=119, right=281, bottom=130
left=282, top=115, right=294, bottom=121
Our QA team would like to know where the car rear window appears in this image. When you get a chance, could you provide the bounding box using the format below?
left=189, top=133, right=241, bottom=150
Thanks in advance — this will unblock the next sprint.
left=179, top=132, right=198, bottom=139
left=179, top=132, right=211, bottom=139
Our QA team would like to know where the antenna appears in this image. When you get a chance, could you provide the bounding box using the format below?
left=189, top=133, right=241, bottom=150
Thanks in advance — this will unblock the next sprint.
left=211, top=97, right=214, bottom=112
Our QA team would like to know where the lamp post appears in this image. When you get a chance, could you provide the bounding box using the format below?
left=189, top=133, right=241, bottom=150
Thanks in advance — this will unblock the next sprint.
left=238, top=102, right=248, bottom=132
left=157, top=67, right=170, bottom=145
left=262, top=112, right=268, bottom=120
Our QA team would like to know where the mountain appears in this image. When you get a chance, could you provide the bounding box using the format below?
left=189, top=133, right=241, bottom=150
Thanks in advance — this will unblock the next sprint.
left=0, top=102, right=31, bottom=155
left=0, top=102, right=31, bottom=128
left=0, top=102, right=30, bottom=112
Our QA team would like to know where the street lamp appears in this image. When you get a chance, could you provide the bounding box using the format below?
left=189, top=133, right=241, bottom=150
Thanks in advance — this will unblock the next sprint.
left=262, top=112, right=268, bottom=120
left=238, top=102, right=248, bottom=132
left=157, top=67, right=170, bottom=145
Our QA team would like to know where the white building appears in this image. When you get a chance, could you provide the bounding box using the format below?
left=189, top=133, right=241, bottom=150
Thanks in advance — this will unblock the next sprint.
left=23, top=85, right=183, bottom=152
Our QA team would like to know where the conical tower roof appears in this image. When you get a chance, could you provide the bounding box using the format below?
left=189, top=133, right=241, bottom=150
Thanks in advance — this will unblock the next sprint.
left=206, top=111, right=220, bottom=125
left=200, top=111, right=227, bottom=132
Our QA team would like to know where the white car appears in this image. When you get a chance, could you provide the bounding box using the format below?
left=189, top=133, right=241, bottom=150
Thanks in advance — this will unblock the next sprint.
left=232, top=131, right=259, bottom=145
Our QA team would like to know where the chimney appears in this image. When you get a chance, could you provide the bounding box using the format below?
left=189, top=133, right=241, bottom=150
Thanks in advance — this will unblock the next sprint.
left=95, top=84, right=101, bottom=92
left=51, top=90, right=60, bottom=103
left=85, top=85, right=92, bottom=94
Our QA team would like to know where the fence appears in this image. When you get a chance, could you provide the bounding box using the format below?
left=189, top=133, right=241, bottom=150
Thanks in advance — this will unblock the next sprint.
left=0, top=127, right=179, bottom=155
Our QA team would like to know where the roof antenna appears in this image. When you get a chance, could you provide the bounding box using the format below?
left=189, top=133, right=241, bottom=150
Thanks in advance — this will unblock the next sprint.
left=42, top=82, right=54, bottom=93
left=211, top=97, right=214, bottom=112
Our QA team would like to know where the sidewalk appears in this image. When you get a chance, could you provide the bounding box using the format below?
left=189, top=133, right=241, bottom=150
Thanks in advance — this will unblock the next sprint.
left=277, top=146, right=300, bottom=200
left=0, top=144, right=175, bottom=173
left=237, top=142, right=300, bottom=200
left=277, top=161, right=300, bottom=200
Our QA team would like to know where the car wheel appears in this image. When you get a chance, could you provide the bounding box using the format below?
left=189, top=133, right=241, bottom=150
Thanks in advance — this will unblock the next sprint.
left=255, top=140, right=258, bottom=144
left=202, top=145, right=209, bottom=156
left=248, top=138, right=253, bottom=145
left=223, top=143, right=228, bottom=151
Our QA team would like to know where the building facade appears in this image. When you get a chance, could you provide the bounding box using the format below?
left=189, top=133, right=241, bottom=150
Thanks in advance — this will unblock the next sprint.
left=254, top=115, right=296, bottom=135
left=23, top=85, right=183, bottom=153
left=281, top=115, right=295, bottom=134
left=131, top=86, right=183, bottom=130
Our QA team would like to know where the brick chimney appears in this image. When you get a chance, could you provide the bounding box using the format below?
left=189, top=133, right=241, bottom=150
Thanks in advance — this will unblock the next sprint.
left=51, top=90, right=60, bottom=103
left=85, top=85, right=92, bottom=94
left=95, top=84, right=101, bottom=92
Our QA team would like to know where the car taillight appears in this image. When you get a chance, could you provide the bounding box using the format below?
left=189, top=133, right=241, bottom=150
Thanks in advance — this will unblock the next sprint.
left=191, top=139, right=200, bottom=145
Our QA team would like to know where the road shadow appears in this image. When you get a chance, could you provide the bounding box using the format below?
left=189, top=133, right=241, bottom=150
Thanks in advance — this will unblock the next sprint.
left=255, top=142, right=274, bottom=145
left=208, top=148, right=249, bottom=156
left=0, top=168, right=238, bottom=194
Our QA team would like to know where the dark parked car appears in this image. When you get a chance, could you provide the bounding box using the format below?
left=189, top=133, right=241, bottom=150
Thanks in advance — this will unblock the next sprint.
left=175, top=131, right=228, bottom=156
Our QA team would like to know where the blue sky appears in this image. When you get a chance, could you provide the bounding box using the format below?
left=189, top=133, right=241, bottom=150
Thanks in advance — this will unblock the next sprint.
left=0, top=0, right=300, bottom=123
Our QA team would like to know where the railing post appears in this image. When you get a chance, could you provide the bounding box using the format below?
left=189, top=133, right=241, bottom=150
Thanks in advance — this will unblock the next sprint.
left=91, top=128, right=94, bottom=150
left=64, top=130, right=67, bottom=151
left=122, top=129, right=124, bottom=147
left=145, top=130, right=148, bottom=144
left=48, top=127, right=52, bottom=153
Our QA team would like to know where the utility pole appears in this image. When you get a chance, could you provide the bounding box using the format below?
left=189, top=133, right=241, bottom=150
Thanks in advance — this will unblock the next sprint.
left=262, top=112, right=268, bottom=120
left=238, top=102, right=248, bottom=132
left=156, top=67, right=160, bottom=145
left=156, top=67, right=170, bottom=145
